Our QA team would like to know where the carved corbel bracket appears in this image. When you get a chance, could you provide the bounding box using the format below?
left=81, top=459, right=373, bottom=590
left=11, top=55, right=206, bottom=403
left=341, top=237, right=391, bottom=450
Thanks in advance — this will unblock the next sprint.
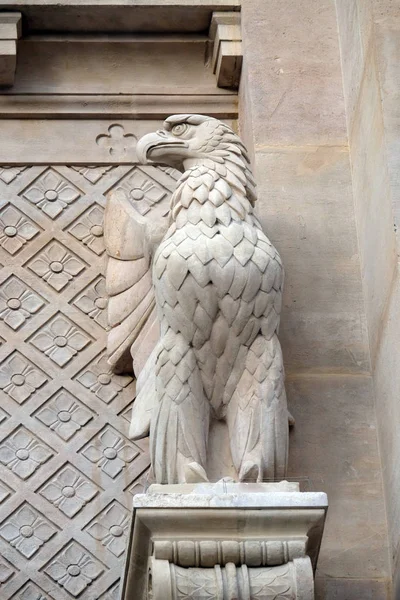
left=0, top=12, right=21, bottom=87
left=150, top=557, right=313, bottom=599
left=122, top=482, right=328, bottom=599
left=209, top=11, right=242, bottom=89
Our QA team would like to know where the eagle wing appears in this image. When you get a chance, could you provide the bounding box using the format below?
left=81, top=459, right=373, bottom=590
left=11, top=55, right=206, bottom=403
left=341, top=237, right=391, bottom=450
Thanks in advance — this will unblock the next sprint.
left=104, top=181, right=171, bottom=375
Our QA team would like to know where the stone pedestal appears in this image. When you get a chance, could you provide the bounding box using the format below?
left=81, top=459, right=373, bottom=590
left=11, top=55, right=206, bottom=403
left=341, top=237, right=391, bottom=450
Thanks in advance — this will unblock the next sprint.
left=121, top=481, right=328, bottom=600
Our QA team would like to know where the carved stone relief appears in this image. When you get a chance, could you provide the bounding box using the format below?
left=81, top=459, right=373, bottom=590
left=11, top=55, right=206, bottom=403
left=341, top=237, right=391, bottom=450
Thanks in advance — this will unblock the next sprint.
left=125, top=481, right=327, bottom=600
left=0, top=164, right=181, bottom=599
left=105, top=115, right=290, bottom=485
left=150, top=558, right=310, bottom=600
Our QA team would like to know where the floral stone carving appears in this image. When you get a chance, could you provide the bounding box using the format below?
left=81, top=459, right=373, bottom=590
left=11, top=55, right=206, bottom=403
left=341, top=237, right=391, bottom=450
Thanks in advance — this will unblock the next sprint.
left=85, top=501, right=130, bottom=557
left=110, top=167, right=168, bottom=216
left=28, top=240, right=86, bottom=291
left=44, top=541, right=104, bottom=597
left=12, top=582, right=50, bottom=600
left=71, top=165, right=114, bottom=184
left=0, top=427, right=53, bottom=479
left=30, top=313, right=92, bottom=367
left=22, top=168, right=81, bottom=219
left=0, top=276, right=45, bottom=330
left=0, top=503, right=57, bottom=558
left=68, top=205, right=105, bottom=255
left=40, top=464, right=100, bottom=518
left=73, top=276, right=108, bottom=328
left=0, top=166, right=27, bottom=184
left=0, top=351, right=48, bottom=404
left=76, top=354, right=133, bottom=403
left=105, top=115, right=290, bottom=485
left=96, top=124, right=136, bottom=157
left=0, top=204, right=40, bottom=255
left=35, top=389, right=94, bottom=441
left=81, top=426, right=138, bottom=479
left=0, top=163, right=160, bottom=600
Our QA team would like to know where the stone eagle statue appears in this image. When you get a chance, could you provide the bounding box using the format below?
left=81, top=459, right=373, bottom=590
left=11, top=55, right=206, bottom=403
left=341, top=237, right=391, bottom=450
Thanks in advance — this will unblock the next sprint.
left=104, top=114, right=290, bottom=484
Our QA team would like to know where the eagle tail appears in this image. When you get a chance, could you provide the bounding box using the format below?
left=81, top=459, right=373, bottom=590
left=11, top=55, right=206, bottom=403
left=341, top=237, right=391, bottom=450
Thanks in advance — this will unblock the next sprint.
left=151, top=330, right=210, bottom=484
left=226, top=333, right=289, bottom=482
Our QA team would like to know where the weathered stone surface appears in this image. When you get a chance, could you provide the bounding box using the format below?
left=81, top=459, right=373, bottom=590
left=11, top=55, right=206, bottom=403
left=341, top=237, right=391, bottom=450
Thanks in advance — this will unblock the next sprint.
left=336, top=2, right=399, bottom=593
left=370, top=5, right=400, bottom=592
left=134, top=485, right=327, bottom=508
left=0, top=1, right=394, bottom=596
left=373, top=22, right=400, bottom=243
left=0, top=36, right=237, bottom=119
left=13, top=40, right=231, bottom=95
left=349, top=54, right=395, bottom=362
left=240, top=2, right=392, bottom=595
left=149, top=480, right=300, bottom=494
left=253, top=148, right=370, bottom=373
left=315, top=577, right=390, bottom=600
left=335, top=0, right=366, bottom=133
left=287, top=375, right=389, bottom=581
left=373, top=272, right=400, bottom=575
left=240, top=0, right=347, bottom=147
left=336, top=1, right=396, bottom=363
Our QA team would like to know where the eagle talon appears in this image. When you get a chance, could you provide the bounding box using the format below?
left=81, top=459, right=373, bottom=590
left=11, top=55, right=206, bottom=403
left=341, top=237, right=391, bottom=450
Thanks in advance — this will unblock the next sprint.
left=239, top=461, right=260, bottom=482
left=184, top=462, right=209, bottom=484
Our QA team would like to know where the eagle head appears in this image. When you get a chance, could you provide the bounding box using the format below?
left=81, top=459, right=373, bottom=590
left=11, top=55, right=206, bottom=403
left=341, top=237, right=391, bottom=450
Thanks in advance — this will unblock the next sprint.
left=136, top=114, right=249, bottom=171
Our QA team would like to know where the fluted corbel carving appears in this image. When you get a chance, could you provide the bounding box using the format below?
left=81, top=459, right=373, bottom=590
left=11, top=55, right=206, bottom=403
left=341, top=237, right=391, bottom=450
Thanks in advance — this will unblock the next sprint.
left=0, top=13, right=21, bottom=87
left=150, top=558, right=314, bottom=600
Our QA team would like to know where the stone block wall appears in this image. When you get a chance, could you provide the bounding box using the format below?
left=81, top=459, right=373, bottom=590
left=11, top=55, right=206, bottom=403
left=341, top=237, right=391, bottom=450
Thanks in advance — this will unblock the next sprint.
left=240, top=0, right=392, bottom=597
left=335, top=1, right=400, bottom=597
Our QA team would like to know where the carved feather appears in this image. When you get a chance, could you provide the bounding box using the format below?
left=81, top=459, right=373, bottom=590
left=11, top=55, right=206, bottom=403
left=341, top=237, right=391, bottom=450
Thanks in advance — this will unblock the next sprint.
left=104, top=186, right=170, bottom=373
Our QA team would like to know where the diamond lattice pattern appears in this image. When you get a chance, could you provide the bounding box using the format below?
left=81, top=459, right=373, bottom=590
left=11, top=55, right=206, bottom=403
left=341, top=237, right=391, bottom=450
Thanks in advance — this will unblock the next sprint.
left=0, top=164, right=178, bottom=599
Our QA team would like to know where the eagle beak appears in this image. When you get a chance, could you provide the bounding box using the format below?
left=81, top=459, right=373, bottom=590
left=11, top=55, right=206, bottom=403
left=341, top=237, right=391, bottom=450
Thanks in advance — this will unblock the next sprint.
left=136, top=130, right=188, bottom=165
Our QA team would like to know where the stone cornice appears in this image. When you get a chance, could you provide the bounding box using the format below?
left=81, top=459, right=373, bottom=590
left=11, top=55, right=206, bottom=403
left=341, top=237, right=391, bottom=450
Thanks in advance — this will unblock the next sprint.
left=0, top=1, right=240, bottom=33
left=0, top=93, right=238, bottom=118
left=0, top=3, right=241, bottom=117
left=0, top=3, right=242, bottom=94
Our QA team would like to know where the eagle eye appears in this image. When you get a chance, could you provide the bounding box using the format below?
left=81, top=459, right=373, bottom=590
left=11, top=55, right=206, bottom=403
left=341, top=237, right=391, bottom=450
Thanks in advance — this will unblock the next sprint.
left=171, top=123, right=188, bottom=136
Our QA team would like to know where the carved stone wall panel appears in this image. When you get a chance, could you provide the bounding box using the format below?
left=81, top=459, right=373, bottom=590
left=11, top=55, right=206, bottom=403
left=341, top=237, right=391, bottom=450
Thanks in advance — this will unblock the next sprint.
left=0, top=164, right=178, bottom=599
